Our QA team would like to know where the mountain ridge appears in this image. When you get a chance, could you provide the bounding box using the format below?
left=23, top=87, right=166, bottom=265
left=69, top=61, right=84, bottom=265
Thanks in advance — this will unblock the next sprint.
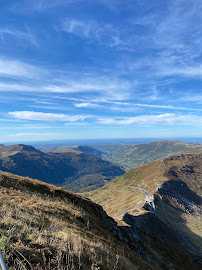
left=0, top=144, right=125, bottom=192
left=38, top=140, right=202, bottom=171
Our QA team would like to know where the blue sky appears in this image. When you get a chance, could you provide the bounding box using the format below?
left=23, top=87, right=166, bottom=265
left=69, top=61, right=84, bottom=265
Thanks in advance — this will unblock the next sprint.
left=0, top=0, right=202, bottom=142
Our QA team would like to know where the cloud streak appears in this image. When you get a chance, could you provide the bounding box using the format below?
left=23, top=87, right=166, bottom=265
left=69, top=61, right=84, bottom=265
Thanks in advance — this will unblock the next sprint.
left=98, top=113, right=202, bottom=126
left=74, top=102, right=102, bottom=108
left=9, top=132, right=56, bottom=137
left=0, top=58, right=44, bottom=79
left=9, top=111, right=91, bottom=122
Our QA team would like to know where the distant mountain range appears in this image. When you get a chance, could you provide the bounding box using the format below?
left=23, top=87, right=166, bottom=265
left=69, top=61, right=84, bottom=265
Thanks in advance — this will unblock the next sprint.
left=39, top=140, right=202, bottom=170
left=93, top=140, right=202, bottom=170
left=87, top=152, right=202, bottom=268
left=0, top=144, right=124, bottom=192
left=1, top=140, right=202, bottom=193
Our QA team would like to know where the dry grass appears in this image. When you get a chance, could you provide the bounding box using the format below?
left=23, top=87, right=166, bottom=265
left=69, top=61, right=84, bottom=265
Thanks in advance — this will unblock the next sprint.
left=87, top=182, right=145, bottom=218
left=0, top=171, right=149, bottom=270
left=87, top=159, right=168, bottom=219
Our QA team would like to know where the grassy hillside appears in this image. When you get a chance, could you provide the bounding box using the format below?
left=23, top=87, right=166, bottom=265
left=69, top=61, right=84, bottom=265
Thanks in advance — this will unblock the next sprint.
left=0, top=170, right=150, bottom=270
left=87, top=153, right=202, bottom=268
left=93, top=140, right=202, bottom=170
left=0, top=144, right=124, bottom=192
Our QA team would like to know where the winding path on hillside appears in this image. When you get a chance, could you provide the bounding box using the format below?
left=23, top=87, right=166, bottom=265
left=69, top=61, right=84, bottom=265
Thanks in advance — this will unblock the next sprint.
left=118, top=186, right=202, bottom=258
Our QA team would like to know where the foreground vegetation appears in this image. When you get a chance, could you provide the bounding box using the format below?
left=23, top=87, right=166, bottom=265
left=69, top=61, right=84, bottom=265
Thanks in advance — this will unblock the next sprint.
left=0, top=170, right=150, bottom=270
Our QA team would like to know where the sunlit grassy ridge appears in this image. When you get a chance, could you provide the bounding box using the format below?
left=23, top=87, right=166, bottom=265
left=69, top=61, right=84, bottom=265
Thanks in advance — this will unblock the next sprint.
left=87, top=159, right=167, bottom=218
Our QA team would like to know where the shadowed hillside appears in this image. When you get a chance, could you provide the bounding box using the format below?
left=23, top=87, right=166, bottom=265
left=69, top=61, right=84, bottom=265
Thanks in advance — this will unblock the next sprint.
left=0, top=144, right=124, bottom=192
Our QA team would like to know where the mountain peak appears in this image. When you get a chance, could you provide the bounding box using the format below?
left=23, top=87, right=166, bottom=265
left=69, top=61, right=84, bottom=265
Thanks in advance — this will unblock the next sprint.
left=14, top=144, right=40, bottom=152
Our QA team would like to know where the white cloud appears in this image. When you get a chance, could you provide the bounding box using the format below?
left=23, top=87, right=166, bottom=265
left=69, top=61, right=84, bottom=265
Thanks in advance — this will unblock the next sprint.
left=74, top=102, right=101, bottom=108
left=98, top=113, right=202, bottom=126
left=8, top=111, right=91, bottom=122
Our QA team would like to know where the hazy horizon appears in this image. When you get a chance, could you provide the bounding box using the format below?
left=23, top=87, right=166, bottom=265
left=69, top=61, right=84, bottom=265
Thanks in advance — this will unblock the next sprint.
left=2, top=137, right=202, bottom=147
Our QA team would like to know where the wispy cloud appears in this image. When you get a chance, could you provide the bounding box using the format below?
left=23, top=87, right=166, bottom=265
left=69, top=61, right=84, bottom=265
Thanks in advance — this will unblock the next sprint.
left=0, top=125, right=52, bottom=130
left=179, top=94, right=202, bottom=103
left=0, top=69, right=133, bottom=101
left=74, top=101, right=202, bottom=112
left=62, top=18, right=123, bottom=47
left=9, top=132, right=56, bottom=137
left=122, top=0, right=202, bottom=79
left=8, top=111, right=91, bottom=122
left=133, top=103, right=202, bottom=111
left=65, top=122, right=88, bottom=126
left=0, top=27, right=38, bottom=46
left=74, top=102, right=102, bottom=108
left=11, top=0, right=76, bottom=12
left=0, top=58, right=43, bottom=79
left=98, top=113, right=202, bottom=126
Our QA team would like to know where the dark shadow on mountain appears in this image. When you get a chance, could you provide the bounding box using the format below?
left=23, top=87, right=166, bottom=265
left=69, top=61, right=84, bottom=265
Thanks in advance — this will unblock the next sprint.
left=120, top=210, right=202, bottom=270
left=158, top=180, right=202, bottom=205
left=119, top=180, right=202, bottom=269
